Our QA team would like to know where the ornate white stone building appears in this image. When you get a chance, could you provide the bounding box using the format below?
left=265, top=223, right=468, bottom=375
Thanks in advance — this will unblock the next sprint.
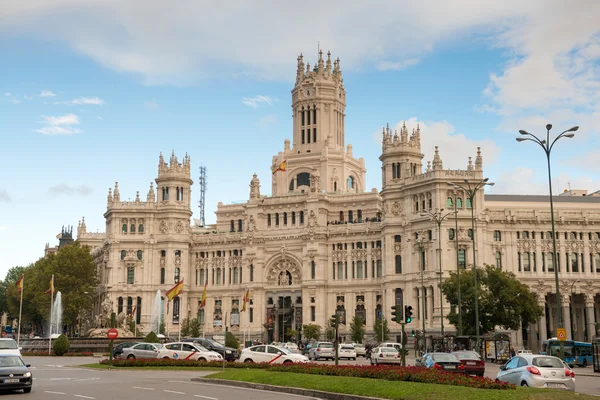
left=77, top=50, right=600, bottom=350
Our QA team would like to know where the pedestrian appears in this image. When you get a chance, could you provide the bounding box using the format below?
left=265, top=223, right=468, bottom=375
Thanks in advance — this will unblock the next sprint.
left=510, top=347, right=516, bottom=357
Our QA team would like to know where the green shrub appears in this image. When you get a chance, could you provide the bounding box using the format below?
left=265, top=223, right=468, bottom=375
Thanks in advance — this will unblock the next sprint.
left=144, top=331, right=161, bottom=343
left=225, top=331, right=239, bottom=349
left=53, top=334, right=70, bottom=356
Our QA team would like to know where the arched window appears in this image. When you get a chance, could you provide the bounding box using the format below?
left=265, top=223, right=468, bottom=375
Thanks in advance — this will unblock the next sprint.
left=494, top=230, right=502, bottom=241
left=300, top=211, right=304, bottom=224
left=449, top=229, right=455, bottom=240
left=174, top=267, right=180, bottom=283
left=289, top=172, right=311, bottom=191
left=348, top=176, right=354, bottom=190
left=522, top=231, right=529, bottom=239
left=275, top=213, right=280, bottom=226
left=334, top=181, right=338, bottom=191
left=283, top=212, right=288, bottom=225
left=428, top=199, right=432, bottom=209
left=238, top=219, right=243, bottom=232
left=230, top=220, right=235, bottom=232
left=161, top=250, right=166, bottom=257
left=175, top=250, right=181, bottom=257
left=357, top=210, right=362, bottom=222
left=122, top=224, right=127, bottom=234
left=267, top=214, right=271, bottom=227
left=137, top=250, right=142, bottom=260
left=447, top=197, right=453, bottom=207
left=466, top=198, right=472, bottom=208
left=120, top=250, right=126, bottom=260
left=339, top=211, right=344, bottom=222
left=138, top=224, right=144, bottom=233
left=394, top=235, right=401, bottom=242
left=130, top=224, right=135, bottom=233
left=468, top=229, right=473, bottom=239
left=395, top=255, right=402, bottom=274
left=118, top=297, right=123, bottom=314
left=348, top=210, right=354, bottom=222
left=160, top=268, right=165, bottom=284
left=291, top=212, right=296, bottom=225
left=456, top=198, right=463, bottom=208
left=311, top=261, right=316, bottom=279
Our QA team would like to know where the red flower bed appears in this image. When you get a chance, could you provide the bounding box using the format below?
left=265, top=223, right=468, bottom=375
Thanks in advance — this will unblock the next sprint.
left=99, top=358, right=514, bottom=390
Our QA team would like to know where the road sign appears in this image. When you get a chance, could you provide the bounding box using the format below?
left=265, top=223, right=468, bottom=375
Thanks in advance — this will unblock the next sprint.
left=557, top=328, right=567, bottom=341
left=107, top=328, right=119, bottom=340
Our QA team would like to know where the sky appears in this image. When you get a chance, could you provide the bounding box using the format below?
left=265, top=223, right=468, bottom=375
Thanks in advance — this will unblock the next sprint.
left=1, top=1, right=599, bottom=278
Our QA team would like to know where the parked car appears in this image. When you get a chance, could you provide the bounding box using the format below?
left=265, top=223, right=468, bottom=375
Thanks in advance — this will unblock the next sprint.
left=353, top=343, right=366, bottom=358
left=0, top=355, right=32, bottom=393
left=338, top=344, right=357, bottom=360
left=419, top=353, right=465, bottom=373
left=0, top=339, right=22, bottom=357
left=516, top=349, right=533, bottom=355
left=113, top=342, right=139, bottom=358
left=496, top=354, right=575, bottom=391
left=452, top=351, right=485, bottom=376
left=238, top=345, right=308, bottom=364
left=369, top=347, right=401, bottom=365
left=121, top=342, right=163, bottom=359
left=308, top=342, right=335, bottom=361
left=281, top=342, right=300, bottom=353
left=380, top=342, right=403, bottom=352
left=183, top=338, right=237, bottom=362
left=158, top=342, right=222, bottom=362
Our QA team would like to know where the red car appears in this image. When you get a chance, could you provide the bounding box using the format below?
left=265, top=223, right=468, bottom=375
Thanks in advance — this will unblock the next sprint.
left=452, top=351, right=485, bottom=376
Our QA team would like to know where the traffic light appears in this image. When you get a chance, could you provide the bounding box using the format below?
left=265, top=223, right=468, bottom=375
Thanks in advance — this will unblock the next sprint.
left=404, top=305, right=413, bottom=323
left=411, top=330, right=415, bottom=337
left=330, top=314, right=339, bottom=328
left=391, top=305, right=402, bottom=324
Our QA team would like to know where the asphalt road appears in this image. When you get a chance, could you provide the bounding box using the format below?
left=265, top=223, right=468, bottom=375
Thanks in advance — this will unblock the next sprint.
left=0, top=356, right=320, bottom=400
left=0, top=356, right=597, bottom=398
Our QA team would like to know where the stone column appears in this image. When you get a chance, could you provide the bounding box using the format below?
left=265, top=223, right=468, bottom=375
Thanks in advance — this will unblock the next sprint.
left=537, top=296, right=548, bottom=342
left=427, top=286, right=434, bottom=329
left=585, top=295, right=596, bottom=341
left=562, top=296, right=572, bottom=340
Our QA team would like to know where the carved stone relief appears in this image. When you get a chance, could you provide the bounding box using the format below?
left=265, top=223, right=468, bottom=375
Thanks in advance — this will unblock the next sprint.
left=266, top=258, right=301, bottom=286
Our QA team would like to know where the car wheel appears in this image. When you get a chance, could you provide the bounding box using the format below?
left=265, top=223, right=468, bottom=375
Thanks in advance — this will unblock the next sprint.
left=23, top=388, right=32, bottom=394
left=283, top=360, right=293, bottom=364
left=521, top=381, right=528, bottom=387
left=244, top=358, right=253, bottom=363
left=198, top=358, right=207, bottom=362
left=127, top=355, right=135, bottom=360
left=163, top=357, right=170, bottom=359
left=352, top=358, right=356, bottom=361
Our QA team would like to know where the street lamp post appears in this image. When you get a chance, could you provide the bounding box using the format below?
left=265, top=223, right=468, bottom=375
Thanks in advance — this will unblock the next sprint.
left=407, top=232, right=431, bottom=353
left=516, top=124, right=578, bottom=339
left=447, top=178, right=494, bottom=350
left=421, top=208, right=456, bottom=340
left=452, top=190, right=463, bottom=336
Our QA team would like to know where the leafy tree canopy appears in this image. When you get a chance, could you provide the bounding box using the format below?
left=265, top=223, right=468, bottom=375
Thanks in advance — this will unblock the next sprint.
left=302, top=323, right=321, bottom=341
left=349, top=315, right=365, bottom=343
left=373, top=318, right=389, bottom=343
left=441, top=264, right=543, bottom=336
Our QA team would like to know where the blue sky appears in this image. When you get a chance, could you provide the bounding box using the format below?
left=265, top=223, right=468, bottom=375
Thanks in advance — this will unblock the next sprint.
left=1, top=1, right=599, bottom=277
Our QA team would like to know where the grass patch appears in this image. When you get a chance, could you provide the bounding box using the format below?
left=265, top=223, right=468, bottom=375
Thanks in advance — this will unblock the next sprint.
left=78, top=363, right=222, bottom=371
left=207, top=369, right=590, bottom=400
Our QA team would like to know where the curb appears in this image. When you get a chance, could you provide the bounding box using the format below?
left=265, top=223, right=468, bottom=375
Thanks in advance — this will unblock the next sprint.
left=191, top=377, right=382, bottom=400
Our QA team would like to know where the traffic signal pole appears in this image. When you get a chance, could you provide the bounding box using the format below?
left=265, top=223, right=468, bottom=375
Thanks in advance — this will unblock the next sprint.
left=400, top=322, right=406, bottom=366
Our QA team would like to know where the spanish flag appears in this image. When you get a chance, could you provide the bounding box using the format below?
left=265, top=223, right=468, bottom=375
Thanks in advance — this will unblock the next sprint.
left=44, top=275, right=54, bottom=295
left=16, top=274, right=24, bottom=293
left=272, top=159, right=286, bottom=174
left=166, top=279, right=184, bottom=301
left=241, top=289, right=250, bottom=312
left=199, top=281, right=207, bottom=309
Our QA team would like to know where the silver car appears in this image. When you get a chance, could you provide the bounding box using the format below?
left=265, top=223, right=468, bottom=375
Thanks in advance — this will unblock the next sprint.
left=122, top=342, right=164, bottom=359
left=308, top=342, right=335, bottom=361
left=496, top=354, right=575, bottom=391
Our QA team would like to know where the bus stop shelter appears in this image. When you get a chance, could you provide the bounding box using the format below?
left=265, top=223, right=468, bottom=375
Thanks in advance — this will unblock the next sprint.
left=483, top=332, right=511, bottom=364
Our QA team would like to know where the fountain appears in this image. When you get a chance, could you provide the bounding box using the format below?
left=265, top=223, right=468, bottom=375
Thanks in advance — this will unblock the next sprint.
left=151, top=290, right=163, bottom=336
left=50, top=292, right=63, bottom=339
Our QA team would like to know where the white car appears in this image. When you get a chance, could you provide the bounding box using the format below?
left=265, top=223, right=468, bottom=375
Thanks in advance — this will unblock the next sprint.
left=0, top=339, right=21, bottom=357
left=283, top=342, right=300, bottom=353
left=496, top=354, right=575, bottom=391
left=369, top=347, right=402, bottom=365
left=238, top=345, right=308, bottom=364
left=158, top=342, right=222, bottom=362
left=338, top=344, right=357, bottom=360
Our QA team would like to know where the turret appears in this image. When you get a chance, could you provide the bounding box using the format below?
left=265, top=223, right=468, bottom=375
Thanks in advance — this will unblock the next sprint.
left=379, top=120, right=424, bottom=189
left=475, top=147, right=483, bottom=172
left=155, top=151, right=193, bottom=213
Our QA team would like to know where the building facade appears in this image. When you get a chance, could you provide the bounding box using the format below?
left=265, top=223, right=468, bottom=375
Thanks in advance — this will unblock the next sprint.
left=78, top=50, right=600, bottom=350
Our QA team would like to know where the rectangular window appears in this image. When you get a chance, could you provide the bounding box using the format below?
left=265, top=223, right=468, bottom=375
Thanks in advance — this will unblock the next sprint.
left=301, top=130, right=305, bottom=144
left=127, top=266, right=135, bottom=284
left=313, top=128, right=317, bottom=142
left=311, top=261, right=316, bottom=279
left=307, top=109, right=311, bottom=125
left=337, top=262, right=344, bottom=280
left=596, top=253, right=600, bottom=272
left=458, top=249, right=466, bottom=269
left=518, top=252, right=522, bottom=272
left=250, top=264, right=254, bottom=282
left=217, top=269, right=222, bottom=285
left=136, top=297, right=141, bottom=324
left=197, top=309, right=205, bottom=325
left=313, top=108, right=317, bottom=125
left=200, top=269, right=205, bottom=285
left=523, top=252, right=530, bottom=272
left=301, top=110, right=305, bottom=126
left=547, top=253, right=555, bottom=272
left=395, top=255, right=402, bottom=273
left=571, top=253, right=579, bottom=273
left=310, top=306, right=316, bottom=322
left=377, top=260, right=383, bottom=277
left=127, top=296, right=133, bottom=316
left=495, top=252, right=502, bottom=268
left=233, top=268, right=239, bottom=284
left=357, top=261, right=363, bottom=279
left=249, top=308, right=254, bottom=323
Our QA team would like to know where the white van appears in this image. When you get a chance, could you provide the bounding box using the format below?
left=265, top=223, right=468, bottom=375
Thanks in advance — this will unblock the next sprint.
left=381, top=342, right=403, bottom=352
left=0, top=339, right=22, bottom=356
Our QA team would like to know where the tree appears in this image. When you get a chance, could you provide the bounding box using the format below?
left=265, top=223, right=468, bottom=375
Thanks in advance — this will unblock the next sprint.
left=53, top=334, right=70, bottom=356
left=373, top=318, right=389, bottom=343
left=225, top=331, right=239, bottom=349
left=349, top=315, right=365, bottom=343
left=189, top=318, right=201, bottom=337
left=441, top=264, right=544, bottom=335
left=180, top=318, right=190, bottom=337
left=145, top=331, right=161, bottom=343
left=286, top=328, right=298, bottom=341
left=302, top=324, right=321, bottom=341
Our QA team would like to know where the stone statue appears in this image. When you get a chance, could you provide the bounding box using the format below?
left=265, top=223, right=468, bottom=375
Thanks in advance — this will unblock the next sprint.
left=310, top=168, right=321, bottom=193
left=249, top=174, right=261, bottom=199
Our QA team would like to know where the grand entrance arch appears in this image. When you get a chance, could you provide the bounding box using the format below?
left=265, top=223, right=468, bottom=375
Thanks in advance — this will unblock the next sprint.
left=264, top=256, right=303, bottom=343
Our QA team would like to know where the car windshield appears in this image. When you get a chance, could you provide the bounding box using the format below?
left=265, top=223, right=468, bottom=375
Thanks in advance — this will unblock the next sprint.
left=533, top=357, right=564, bottom=368
left=0, top=356, right=24, bottom=367
left=0, top=341, right=17, bottom=350
left=432, top=354, right=458, bottom=362
left=319, top=343, right=333, bottom=348
left=275, top=347, right=292, bottom=354
left=341, top=345, right=354, bottom=350
left=454, top=352, right=480, bottom=360
left=195, top=344, right=210, bottom=352
left=205, top=339, right=224, bottom=348
left=381, top=348, right=397, bottom=353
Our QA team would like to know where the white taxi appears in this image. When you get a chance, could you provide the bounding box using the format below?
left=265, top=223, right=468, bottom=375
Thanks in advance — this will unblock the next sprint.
left=338, top=344, right=357, bottom=360
left=238, top=344, right=308, bottom=364
left=158, top=342, right=222, bottom=362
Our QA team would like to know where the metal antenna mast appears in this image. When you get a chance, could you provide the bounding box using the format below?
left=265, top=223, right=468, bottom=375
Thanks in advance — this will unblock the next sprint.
left=198, top=165, right=207, bottom=227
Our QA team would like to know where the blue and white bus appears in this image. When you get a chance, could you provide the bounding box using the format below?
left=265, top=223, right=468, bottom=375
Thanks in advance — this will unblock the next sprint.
left=542, top=339, right=593, bottom=367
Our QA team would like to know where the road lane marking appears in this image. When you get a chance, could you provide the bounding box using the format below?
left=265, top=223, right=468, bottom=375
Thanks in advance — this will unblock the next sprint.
left=164, top=390, right=186, bottom=395
left=50, top=378, right=72, bottom=381
left=132, top=387, right=154, bottom=390
left=73, top=377, right=101, bottom=382
left=168, top=381, right=320, bottom=399
left=194, top=395, right=219, bottom=400
left=45, top=391, right=66, bottom=395
left=74, top=395, right=95, bottom=399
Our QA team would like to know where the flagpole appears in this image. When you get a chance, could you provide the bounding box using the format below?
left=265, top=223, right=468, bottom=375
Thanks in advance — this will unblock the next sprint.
left=17, top=276, right=23, bottom=346
left=166, top=300, right=170, bottom=339
left=178, top=295, right=182, bottom=342
left=48, top=275, right=54, bottom=355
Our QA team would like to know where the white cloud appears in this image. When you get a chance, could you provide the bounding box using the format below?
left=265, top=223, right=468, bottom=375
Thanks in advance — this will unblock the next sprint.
left=48, top=184, right=92, bottom=196
left=144, top=99, right=159, bottom=109
left=11, top=99, right=21, bottom=104
left=66, top=97, right=104, bottom=105
left=260, top=114, right=277, bottom=127
left=490, top=167, right=600, bottom=195
left=377, top=58, right=420, bottom=71
left=0, top=190, right=11, bottom=203
left=4, top=92, right=10, bottom=97
left=373, top=117, right=501, bottom=170
left=242, top=95, right=274, bottom=108
left=96, top=116, right=103, bottom=120
left=37, top=113, right=82, bottom=135
left=0, top=226, right=7, bottom=231
left=40, top=90, right=57, bottom=97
